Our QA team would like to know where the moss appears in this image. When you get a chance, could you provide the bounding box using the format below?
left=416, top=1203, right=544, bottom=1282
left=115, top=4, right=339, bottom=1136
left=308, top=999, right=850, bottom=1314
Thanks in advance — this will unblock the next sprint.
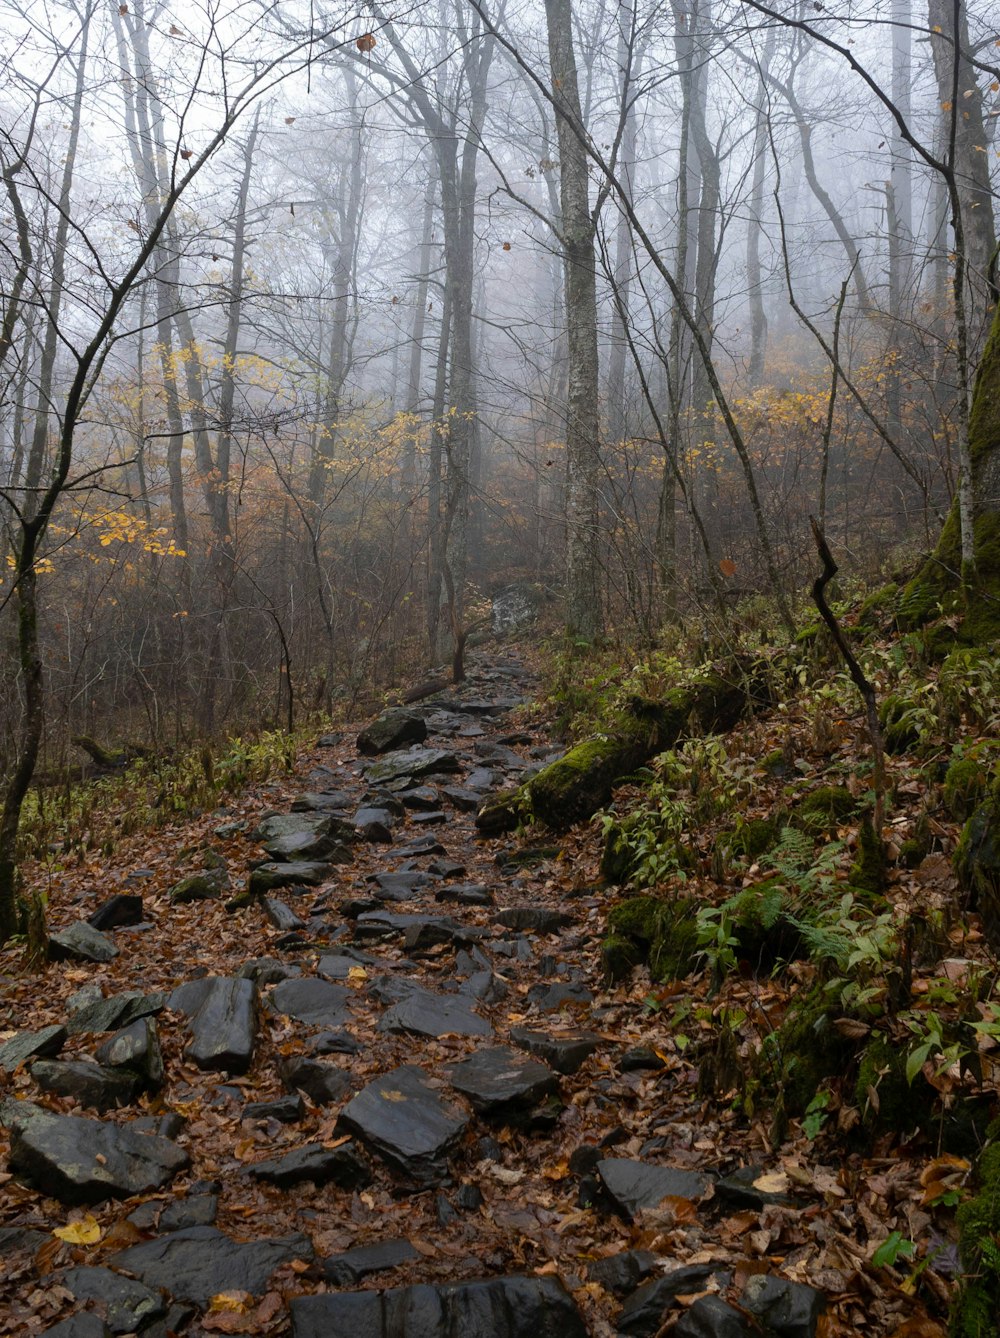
left=758, top=983, right=856, bottom=1119
left=759, top=749, right=789, bottom=777
left=879, top=694, right=921, bottom=754
left=601, top=809, right=690, bottom=886
left=944, top=755, right=992, bottom=822
left=921, top=620, right=962, bottom=662
left=854, top=1032, right=927, bottom=1132
left=950, top=1143, right=1000, bottom=1337
left=849, top=816, right=887, bottom=894
left=792, top=785, right=857, bottom=835
left=954, top=782, right=1000, bottom=950
left=855, top=582, right=899, bottom=633
left=731, top=815, right=784, bottom=860
left=601, top=933, right=640, bottom=982
left=605, top=894, right=699, bottom=982
left=899, top=837, right=929, bottom=869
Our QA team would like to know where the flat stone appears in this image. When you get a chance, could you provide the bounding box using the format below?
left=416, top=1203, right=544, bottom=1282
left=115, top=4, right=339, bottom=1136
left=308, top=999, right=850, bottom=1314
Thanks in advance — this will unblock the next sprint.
left=62, top=1265, right=165, bottom=1334
left=112, top=1225, right=312, bottom=1307
left=357, top=709, right=428, bottom=756
left=253, top=812, right=355, bottom=845
left=447, top=1046, right=558, bottom=1114
left=270, top=977, right=351, bottom=1027
left=465, top=767, right=495, bottom=790
left=168, top=870, right=227, bottom=904
left=509, top=1027, right=600, bottom=1074
left=263, top=832, right=353, bottom=863
left=320, top=1238, right=419, bottom=1285
left=307, top=1030, right=360, bottom=1056
left=435, top=883, right=493, bottom=906
left=399, top=786, right=440, bottom=810
left=280, top=1056, right=353, bottom=1104
left=440, top=786, right=484, bottom=811
left=248, top=862, right=333, bottom=895
left=42, top=1317, right=111, bottom=1338
left=249, top=1141, right=371, bottom=1189
left=494, top=907, right=572, bottom=933
left=621, top=1047, right=667, bottom=1072
left=31, top=1060, right=141, bottom=1112
left=426, top=858, right=466, bottom=878
left=528, top=980, right=593, bottom=1011
left=159, top=1193, right=218, bottom=1231
left=356, top=911, right=481, bottom=948
left=474, top=741, right=529, bottom=771
left=364, top=748, right=462, bottom=785
left=0, top=1226, right=48, bottom=1254
left=395, top=835, right=447, bottom=857
left=243, top=1095, right=305, bottom=1124
left=49, top=922, right=118, bottom=964
left=714, top=1165, right=796, bottom=1210
left=95, top=1019, right=165, bottom=1091
left=0, top=1024, right=67, bottom=1070
left=410, top=810, right=447, bottom=825
left=291, top=791, right=353, bottom=812
left=5, top=1104, right=188, bottom=1205
left=317, top=951, right=374, bottom=980
left=290, top=1274, right=586, bottom=1338
left=586, top=1249, right=657, bottom=1297
left=168, top=977, right=258, bottom=1074
left=674, top=1296, right=756, bottom=1337
left=378, top=985, right=492, bottom=1039
left=262, top=897, right=306, bottom=931
left=596, top=1158, right=711, bottom=1222
left=461, top=971, right=509, bottom=1004
left=353, top=808, right=394, bottom=842
left=371, top=871, right=433, bottom=900
left=66, top=992, right=166, bottom=1037
left=338, top=1065, right=468, bottom=1185
left=87, top=896, right=145, bottom=930
left=237, top=957, right=300, bottom=986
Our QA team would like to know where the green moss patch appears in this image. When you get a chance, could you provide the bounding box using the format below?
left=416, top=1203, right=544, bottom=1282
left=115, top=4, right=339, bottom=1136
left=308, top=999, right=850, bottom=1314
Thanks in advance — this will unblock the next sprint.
left=603, top=894, right=699, bottom=983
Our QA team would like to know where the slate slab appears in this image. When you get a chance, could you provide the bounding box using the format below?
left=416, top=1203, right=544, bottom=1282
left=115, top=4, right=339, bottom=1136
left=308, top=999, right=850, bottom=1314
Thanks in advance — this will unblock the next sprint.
left=509, top=1027, right=600, bottom=1074
left=249, top=1141, right=371, bottom=1189
left=112, top=1225, right=312, bottom=1306
left=242, top=1094, right=305, bottom=1124
left=446, top=1046, right=558, bottom=1114
left=66, top=992, right=166, bottom=1037
left=616, top=1266, right=725, bottom=1337
left=262, top=897, right=306, bottom=932
left=87, top=896, right=145, bottom=930
left=169, top=870, right=227, bottom=904
left=30, top=1060, right=141, bottom=1112
left=674, top=1295, right=756, bottom=1337
left=399, top=786, right=440, bottom=810
left=248, top=862, right=333, bottom=895
left=435, top=883, right=493, bottom=906
left=378, top=985, right=492, bottom=1040
left=338, top=1065, right=468, bottom=1185
left=95, top=1019, right=165, bottom=1091
left=0, top=1024, right=67, bottom=1069
left=263, top=832, right=352, bottom=863
left=356, top=911, right=480, bottom=948
left=494, top=907, right=572, bottom=933
left=320, top=1239, right=419, bottom=1285
left=291, top=791, right=353, bottom=812
left=353, top=808, right=394, bottom=842
left=741, top=1274, right=825, bottom=1337
left=49, top=922, right=118, bottom=964
left=290, top=1274, right=587, bottom=1338
left=5, top=1105, right=188, bottom=1205
left=280, top=1056, right=353, bottom=1104
left=395, top=835, right=447, bottom=857
left=270, top=977, right=352, bottom=1027
left=168, top=977, right=258, bottom=1074
left=586, top=1249, right=657, bottom=1297
left=159, top=1193, right=218, bottom=1231
left=596, top=1158, right=712, bottom=1221
left=62, top=1265, right=165, bottom=1334
left=253, top=812, right=355, bottom=845
left=357, top=709, right=428, bottom=756
left=42, top=1317, right=111, bottom=1338
left=364, top=748, right=462, bottom=784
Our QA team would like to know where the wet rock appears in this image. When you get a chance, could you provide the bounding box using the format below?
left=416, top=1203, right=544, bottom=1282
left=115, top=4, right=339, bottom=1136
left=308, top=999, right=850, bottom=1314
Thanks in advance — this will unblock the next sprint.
left=243, top=1094, right=305, bottom=1123
left=461, top=971, right=509, bottom=1004
left=338, top=1065, right=468, bottom=1185
left=321, top=1238, right=419, bottom=1285
left=0, top=1226, right=48, bottom=1255
left=253, top=812, right=355, bottom=845
left=741, top=1274, right=825, bottom=1337
left=447, top=1046, right=558, bottom=1115
left=249, top=1141, right=371, bottom=1189
left=262, top=897, right=306, bottom=931
left=159, top=1193, right=218, bottom=1231
left=168, top=977, right=258, bottom=1074
left=87, top=896, right=145, bottom=930
left=426, top=858, right=466, bottom=878
left=475, top=741, right=530, bottom=771
left=247, top=862, right=334, bottom=896
left=528, top=980, right=593, bottom=1011
left=586, top=1249, right=656, bottom=1297
left=5, top=1104, right=188, bottom=1205
left=399, top=786, right=440, bottom=810
left=237, top=957, right=300, bottom=986
left=456, top=1182, right=485, bottom=1210
left=62, top=1265, right=166, bottom=1334
left=465, top=767, right=495, bottom=791
left=371, top=871, right=433, bottom=900
left=496, top=908, right=572, bottom=939
left=317, top=951, right=372, bottom=980
left=270, top=977, right=352, bottom=1027
left=356, top=911, right=481, bottom=949
left=410, top=810, right=447, bottom=825
left=596, top=1158, right=711, bottom=1222
left=49, top=922, right=118, bottom=964
left=289, top=1274, right=586, bottom=1338
left=291, top=791, right=353, bottom=812
left=674, top=1296, right=756, bottom=1338
left=308, top=1030, right=360, bottom=1057
left=616, top=1267, right=727, bottom=1338
left=0, top=1024, right=67, bottom=1070
left=30, top=1060, right=141, bottom=1112
left=364, top=748, right=462, bottom=785
left=379, top=984, right=492, bottom=1039
left=95, top=1019, right=165, bottom=1091
left=715, top=1165, right=796, bottom=1210
left=263, top=831, right=352, bottom=862
left=357, top=709, right=428, bottom=756
left=353, top=808, right=395, bottom=842
left=439, top=786, right=484, bottom=811
left=509, top=1027, right=600, bottom=1074
left=620, top=1047, right=666, bottom=1072
left=112, top=1225, right=312, bottom=1307
left=395, top=835, right=447, bottom=857
left=168, top=870, right=227, bottom=904
left=66, top=992, right=166, bottom=1037
left=280, top=1056, right=353, bottom=1104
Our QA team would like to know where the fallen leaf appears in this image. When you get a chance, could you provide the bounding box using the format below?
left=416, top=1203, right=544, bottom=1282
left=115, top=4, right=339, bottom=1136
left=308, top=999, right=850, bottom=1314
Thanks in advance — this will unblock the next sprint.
left=53, top=1216, right=101, bottom=1246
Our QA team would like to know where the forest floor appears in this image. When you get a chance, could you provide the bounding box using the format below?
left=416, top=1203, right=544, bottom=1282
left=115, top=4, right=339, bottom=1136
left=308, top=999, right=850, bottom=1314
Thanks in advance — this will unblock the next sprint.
left=0, top=643, right=971, bottom=1337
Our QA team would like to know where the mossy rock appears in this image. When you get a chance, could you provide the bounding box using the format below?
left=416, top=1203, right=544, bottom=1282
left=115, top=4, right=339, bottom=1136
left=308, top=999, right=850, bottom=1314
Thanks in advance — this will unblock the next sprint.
left=601, top=809, right=690, bottom=886
left=758, top=750, right=790, bottom=778
left=169, top=869, right=228, bottom=904
left=849, top=816, right=887, bottom=894
left=757, top=983, right=856, bottom=1118
left=950, top=1143, right=1000, bottom=1337
left=954, top=783, right=1000, bottom=951
left=475, top=788, right=528, bottom=836
left=855, top=582, right=899, bottom=633
left=944, top=755, right=993, bottom=822
left=720, top=878, right=808, bottom=974
left=600, top=933, right=641, bottom=983
left=791, top=785, right=857, bottom=835
left=605, top=894, right=698, bottom=982
left=878, top=694, right=921, bottom=755
left=854, top=1032, right=931, bottom=1133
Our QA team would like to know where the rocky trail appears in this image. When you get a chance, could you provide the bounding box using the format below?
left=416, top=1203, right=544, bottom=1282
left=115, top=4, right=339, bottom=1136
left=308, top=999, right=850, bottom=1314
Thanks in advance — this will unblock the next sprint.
left=0, top=652, right=862, bottom=1337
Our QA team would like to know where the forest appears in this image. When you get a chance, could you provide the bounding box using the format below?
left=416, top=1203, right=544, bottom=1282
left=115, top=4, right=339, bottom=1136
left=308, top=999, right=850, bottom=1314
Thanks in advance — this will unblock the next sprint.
left=1, top=0, right=1000, bottom=1334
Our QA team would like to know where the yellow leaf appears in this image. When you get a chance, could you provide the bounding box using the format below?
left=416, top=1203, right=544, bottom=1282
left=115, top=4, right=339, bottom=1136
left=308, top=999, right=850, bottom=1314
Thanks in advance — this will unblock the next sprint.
left=941, top=100, right=953, bottom=112
left=209, top=1292, right=253, bottom=1314
left=347, top=965, right=368, bottom=986
left=53, top=1215, right=102, bottom=1245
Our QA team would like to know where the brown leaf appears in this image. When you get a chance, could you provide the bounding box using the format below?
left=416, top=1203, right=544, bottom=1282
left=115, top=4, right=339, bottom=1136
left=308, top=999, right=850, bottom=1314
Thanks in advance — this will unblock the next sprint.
left=357, top=32, right=376, bottom=52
